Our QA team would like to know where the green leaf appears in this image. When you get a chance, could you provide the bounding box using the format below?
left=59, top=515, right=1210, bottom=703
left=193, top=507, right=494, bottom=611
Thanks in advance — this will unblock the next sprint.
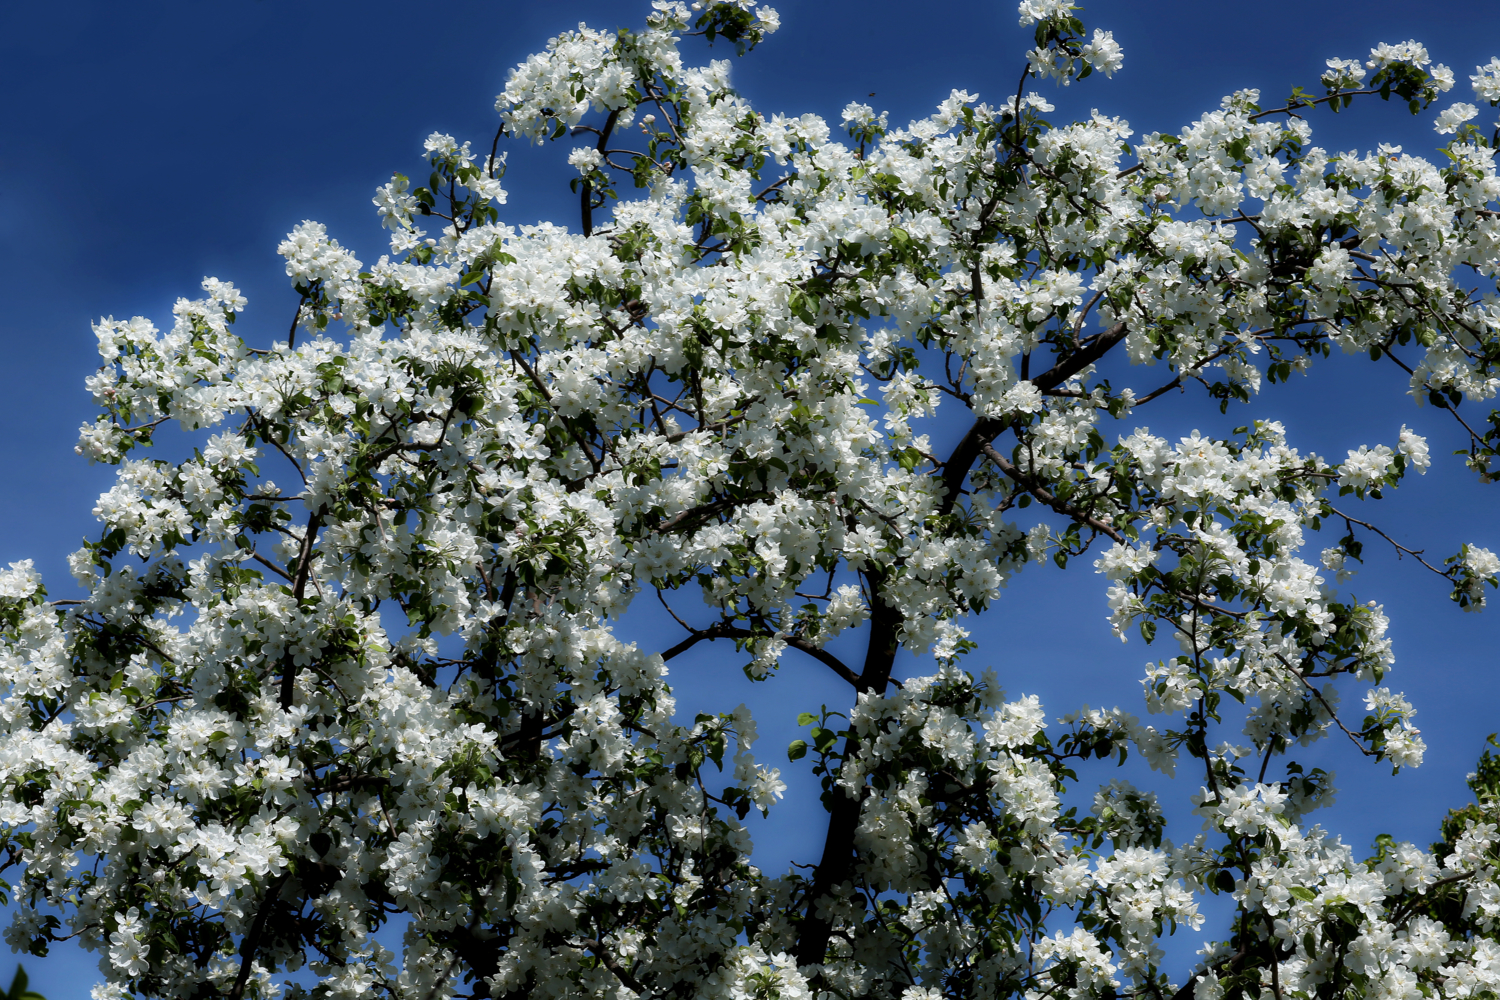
left=7, top=966, right=27, bottom=1000
left=787, top=740, right=808, bottom=761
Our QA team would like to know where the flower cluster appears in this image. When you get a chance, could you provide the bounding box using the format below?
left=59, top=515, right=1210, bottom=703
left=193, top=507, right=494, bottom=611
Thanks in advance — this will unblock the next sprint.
left=3, top=2, right=1500, bottom=999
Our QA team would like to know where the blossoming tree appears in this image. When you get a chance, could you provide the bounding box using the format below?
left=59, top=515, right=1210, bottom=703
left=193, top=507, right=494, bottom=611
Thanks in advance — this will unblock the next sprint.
left=4, top=1, right=1500, bottom=999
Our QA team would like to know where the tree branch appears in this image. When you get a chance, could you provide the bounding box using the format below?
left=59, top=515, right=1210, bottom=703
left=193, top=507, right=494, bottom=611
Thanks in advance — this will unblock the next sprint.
left=1271, top=653, right=1375, bottom=758
left=1326, top=504, right=1451, bottom=579
left=508, top=350, right=601, bottom=473
left=228, top=872, right=289, bottom=1000
left=659, top=621, right=861, bottom=687
left=981, top=442, right=1124, bottom=543
left=249, top=552, right=293, bottom=582
left=938, top=322, right=1128, bottom=515
left=280, top=506, right=326, bottom=711
left=795, top=579, right=901, bottom=967
left=580, top=109, right=620, bottom=238
left=573, top=938, right=648, bottom=996
left=653, top=494, right=768, bottom=535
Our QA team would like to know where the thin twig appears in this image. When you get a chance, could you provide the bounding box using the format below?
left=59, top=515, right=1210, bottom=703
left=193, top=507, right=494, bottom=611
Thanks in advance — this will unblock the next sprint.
left=1271, top=653, right=1374, bottom=757
left=981, top=442, right=1124, bottom=543
left=1325, top=505, right=1450, bottom=578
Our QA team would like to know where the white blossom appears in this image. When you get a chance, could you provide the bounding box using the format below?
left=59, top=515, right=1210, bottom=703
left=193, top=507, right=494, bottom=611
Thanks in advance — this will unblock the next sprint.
left=6, top=6, right=1500, bottom=1000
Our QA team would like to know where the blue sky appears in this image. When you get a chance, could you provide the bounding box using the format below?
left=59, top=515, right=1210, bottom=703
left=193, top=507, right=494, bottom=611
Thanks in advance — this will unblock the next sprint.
left=3, top=0, right=1500, bottom=994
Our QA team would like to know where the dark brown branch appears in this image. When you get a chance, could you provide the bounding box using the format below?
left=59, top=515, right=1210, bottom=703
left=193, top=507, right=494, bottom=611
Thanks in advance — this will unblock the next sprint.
left=939, top=416, right=1010, bottom=516
left=1030, top=322, right=1130, bottom=392
left=1133, top=338, right=1247, bottom=406
left=938, top=322, right=1128, bottom=515
left=249, top=552, right=293, bottom=582
left=1388, top=871, right=1475, bottom=926
left=1247, top=88, right=1380, bottom=121
left=228, top=872, right=289, bottom=1000
left=1325, top=505, right=1450, bottom=578
left=580, top=109, right=621, bottom=238
left=653, top=495, right=766, bottom=535
left=1379, top=347, right=1491, bottom=448
left=290, top=511, right=324, bottom=601
left=1271, top=653, right=1375, bottom=757
left=486, top=123, right=506, bottom=179
left=658, top=622, right=861, bottom=687
left=508, top=350, right=602, bottom=474
left=247, top=412, right=307, bottom=484
left=784, top=636, right=861, bottom=687
left=1071, top=289, right=1107, bottom=344
left=286, top=288, right=309, bottom=351
left=659, top=622, right=735, bottom=661
left=280, top=506, right=326, bottom=711
left=310, top=774, right=388, bottom=796
left=981, top=442, right=1124, bottom=543
left=573, top=938, right=648, bottom=996
left=795, top=581, right=901, bottom=967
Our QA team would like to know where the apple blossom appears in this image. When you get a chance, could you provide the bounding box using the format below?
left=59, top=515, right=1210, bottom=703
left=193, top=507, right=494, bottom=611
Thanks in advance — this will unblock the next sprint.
left=2, top=3, right=1500, bottom=1000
